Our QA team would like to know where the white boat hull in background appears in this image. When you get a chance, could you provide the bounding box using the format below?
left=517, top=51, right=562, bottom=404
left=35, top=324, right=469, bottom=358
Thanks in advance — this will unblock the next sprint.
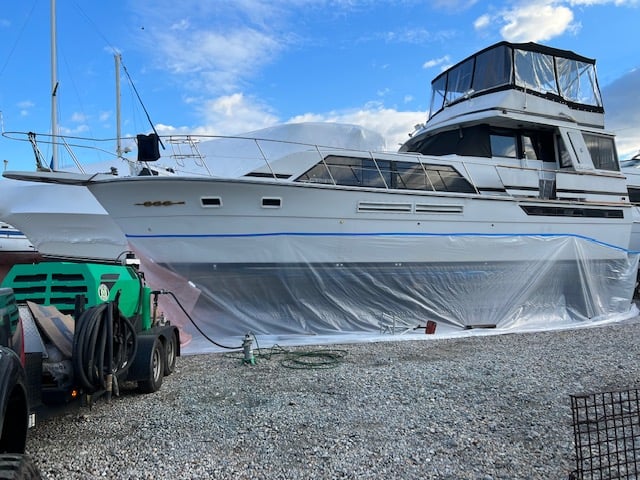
left=0, top=179, right=128, bottom=262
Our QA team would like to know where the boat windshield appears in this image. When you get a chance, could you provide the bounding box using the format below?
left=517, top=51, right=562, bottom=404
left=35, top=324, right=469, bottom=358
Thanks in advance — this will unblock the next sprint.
left=429, top=42, right=602, bottom=119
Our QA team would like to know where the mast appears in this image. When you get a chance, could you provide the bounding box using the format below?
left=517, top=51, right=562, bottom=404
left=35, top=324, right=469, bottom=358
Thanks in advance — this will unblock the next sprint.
left=115, top=53, right=122, bottom=158
left=50, top=0, right=58, bottom=170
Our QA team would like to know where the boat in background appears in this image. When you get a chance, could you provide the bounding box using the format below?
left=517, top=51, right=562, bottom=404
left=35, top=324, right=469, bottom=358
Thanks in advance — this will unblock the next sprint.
left=621, top=152, right=640, bottom=252
left=0, top=221, right=39, bottom=281
left=0, top=122, right=386, bottom=262
left=5, top=42, right=638, bottom=347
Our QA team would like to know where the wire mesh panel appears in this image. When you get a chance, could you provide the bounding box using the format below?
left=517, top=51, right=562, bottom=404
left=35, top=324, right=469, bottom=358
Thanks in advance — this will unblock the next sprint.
left=570, top=388, right=640, bottom=479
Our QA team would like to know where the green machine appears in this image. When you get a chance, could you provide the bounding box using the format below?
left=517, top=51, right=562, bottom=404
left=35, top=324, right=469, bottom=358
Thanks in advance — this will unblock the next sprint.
left=1, top=261, right=179, bottom=403
left=3, top=262, right=153, bottom=331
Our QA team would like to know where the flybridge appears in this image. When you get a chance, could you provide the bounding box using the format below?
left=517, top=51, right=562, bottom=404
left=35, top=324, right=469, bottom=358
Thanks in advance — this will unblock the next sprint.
left=428, top=41, right=603, bottom=120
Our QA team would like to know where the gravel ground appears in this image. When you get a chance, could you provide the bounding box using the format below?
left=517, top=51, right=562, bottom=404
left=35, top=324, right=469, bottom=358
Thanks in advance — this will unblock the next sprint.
left=25, top=320, right=640, bottom=480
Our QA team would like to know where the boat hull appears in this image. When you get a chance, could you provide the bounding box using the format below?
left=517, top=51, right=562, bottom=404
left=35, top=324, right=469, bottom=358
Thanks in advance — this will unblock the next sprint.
left=80, top=176, right=637, bottom=342
left=0, top=180, right=128, bottom=262
left=87, top=176, right=633, bottom=264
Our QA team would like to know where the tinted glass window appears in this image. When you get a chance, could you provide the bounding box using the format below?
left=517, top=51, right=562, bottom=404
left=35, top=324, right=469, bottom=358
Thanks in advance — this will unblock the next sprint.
left=490, top=133, right=517, bottom=158
left=583, top=133, right=619, bottom=171
left=296, top=157, right=475, bottom=193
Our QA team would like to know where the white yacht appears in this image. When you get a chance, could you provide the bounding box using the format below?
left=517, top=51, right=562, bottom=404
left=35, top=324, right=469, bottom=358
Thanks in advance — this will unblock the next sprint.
left=0, top=222, right=37, bottom=257
left=0, top=123, right=385, bottom=263
left=0, top=221, right=39, bottom=281
left=5, top=42, right=637, bottom=341
left=621, top=153, right=640, bottom=252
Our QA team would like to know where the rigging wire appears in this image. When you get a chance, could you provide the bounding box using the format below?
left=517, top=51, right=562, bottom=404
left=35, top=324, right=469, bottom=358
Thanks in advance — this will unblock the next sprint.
left=63, top=0, right=163, bottom=150
left=120, top=61, right=165, bottom=149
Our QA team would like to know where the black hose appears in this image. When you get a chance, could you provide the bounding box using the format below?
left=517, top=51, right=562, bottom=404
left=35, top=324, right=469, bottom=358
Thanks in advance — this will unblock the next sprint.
left=158, top=290, right=242, bottom=350
left=72, top=302, right=138, bottom=393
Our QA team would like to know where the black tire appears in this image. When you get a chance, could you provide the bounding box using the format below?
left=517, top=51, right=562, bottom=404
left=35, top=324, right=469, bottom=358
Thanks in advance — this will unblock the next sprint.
left=0, top=454, right=41, bottom=480
left=137, top=339, right=165, bottom=394
left=164, top=333, right=177, bottom=376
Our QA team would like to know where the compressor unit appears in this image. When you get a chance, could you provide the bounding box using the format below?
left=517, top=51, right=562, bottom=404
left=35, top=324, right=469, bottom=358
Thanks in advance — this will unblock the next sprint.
left=1, top=261, right=180, bottom=407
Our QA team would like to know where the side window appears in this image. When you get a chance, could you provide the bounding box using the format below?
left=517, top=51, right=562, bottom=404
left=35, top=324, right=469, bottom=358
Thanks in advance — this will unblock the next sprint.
left=628, top=187, right=640, bottom=205
left=394, top=162, right=429, bottom=190
left=521, top=135, right=537, bottom=159
left=557, top=136, right=572, bottom=168
left=521, top=132, right=555, bottom=162
left=583, top=133, right=619, bottom=171
left=490, top=133, right=517, bottom=158
left=327, top=157, right=362, bottom=186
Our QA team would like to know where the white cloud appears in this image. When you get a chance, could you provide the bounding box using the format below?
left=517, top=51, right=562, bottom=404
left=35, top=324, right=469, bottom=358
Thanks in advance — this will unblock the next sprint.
left=475, top=2, right=577, bottom=43
left=474, top=14, right=491, bottom=30
left=159, top=92, right=279, bottom=136
left=17, top=100, right=34, bottom=117
left=503, top=3, right=575, bottom=42
left=423, top=55, right=450, bottom=69
left=155, top=27, right=281, bottom=93
left=59, top=124, right=90, bottom=135
left=71, top=112, right=88, bottom=123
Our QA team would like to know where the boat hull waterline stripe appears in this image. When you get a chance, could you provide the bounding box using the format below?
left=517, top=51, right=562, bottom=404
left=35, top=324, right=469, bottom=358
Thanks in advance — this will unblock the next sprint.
left=123, top=231, right=634, bottom=253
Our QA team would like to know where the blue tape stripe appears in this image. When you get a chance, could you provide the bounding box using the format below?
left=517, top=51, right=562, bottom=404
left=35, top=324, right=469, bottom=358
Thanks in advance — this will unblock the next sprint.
left=125, top=231, right=637, bottom=254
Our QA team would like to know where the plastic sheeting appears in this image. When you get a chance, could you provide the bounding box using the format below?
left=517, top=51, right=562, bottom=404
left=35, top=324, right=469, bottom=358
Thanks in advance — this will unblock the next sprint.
left=134, top=234, right=640, bottom=355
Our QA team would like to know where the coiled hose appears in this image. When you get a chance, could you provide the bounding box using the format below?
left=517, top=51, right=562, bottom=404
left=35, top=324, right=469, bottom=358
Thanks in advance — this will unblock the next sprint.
left=72, top=301, right=138, bottom=393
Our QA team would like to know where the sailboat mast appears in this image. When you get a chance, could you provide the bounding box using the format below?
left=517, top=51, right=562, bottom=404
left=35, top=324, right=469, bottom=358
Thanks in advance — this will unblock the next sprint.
left=50, top=0, right=58, bottom=170
left=115, top=53, right=122, bottom=158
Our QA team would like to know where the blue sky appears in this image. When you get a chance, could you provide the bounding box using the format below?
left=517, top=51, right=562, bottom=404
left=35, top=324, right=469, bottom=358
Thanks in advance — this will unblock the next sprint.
left=0, top=0, right=638, bottom=172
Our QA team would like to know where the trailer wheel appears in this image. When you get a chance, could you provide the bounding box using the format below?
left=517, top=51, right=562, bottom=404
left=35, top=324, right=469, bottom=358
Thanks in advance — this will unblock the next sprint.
left=164, top=333, right=177, bottom=376
left=0, top=454, right=41, bottom=480
left=137, top=338, right=165, bottom=394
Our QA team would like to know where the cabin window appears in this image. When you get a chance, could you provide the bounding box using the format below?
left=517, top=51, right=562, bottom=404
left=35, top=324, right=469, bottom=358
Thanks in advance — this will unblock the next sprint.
left=425, top=165, right=476, bottom=193
left=556, top=136, right=572, bottom=168
left=445, top=58, right=474, bottom=106
left=628, top=187, right=640, bottom=205
left=295, top=156, right=475, bottom=193
left=583, top=133, right=619, bottom=171
left=490, top=132, right=517, bottom=158
left=520, top=132, right=555, bottom=162
left=403, top=124, right=557, bottom=163
left=521, top=135, right=537, bottom=160
left=472, top=45, right=512, bottom=93
left=394, top=162, right=430, bottom=190
left=514, top=50, right=558, bottom=96
left=326, top=156, right=363, bottom=187
left=401, top=125, right=492, bottom=158
left=556, top=58, right=602, bottom=107
left=429, top=74, right=447, bottom=118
